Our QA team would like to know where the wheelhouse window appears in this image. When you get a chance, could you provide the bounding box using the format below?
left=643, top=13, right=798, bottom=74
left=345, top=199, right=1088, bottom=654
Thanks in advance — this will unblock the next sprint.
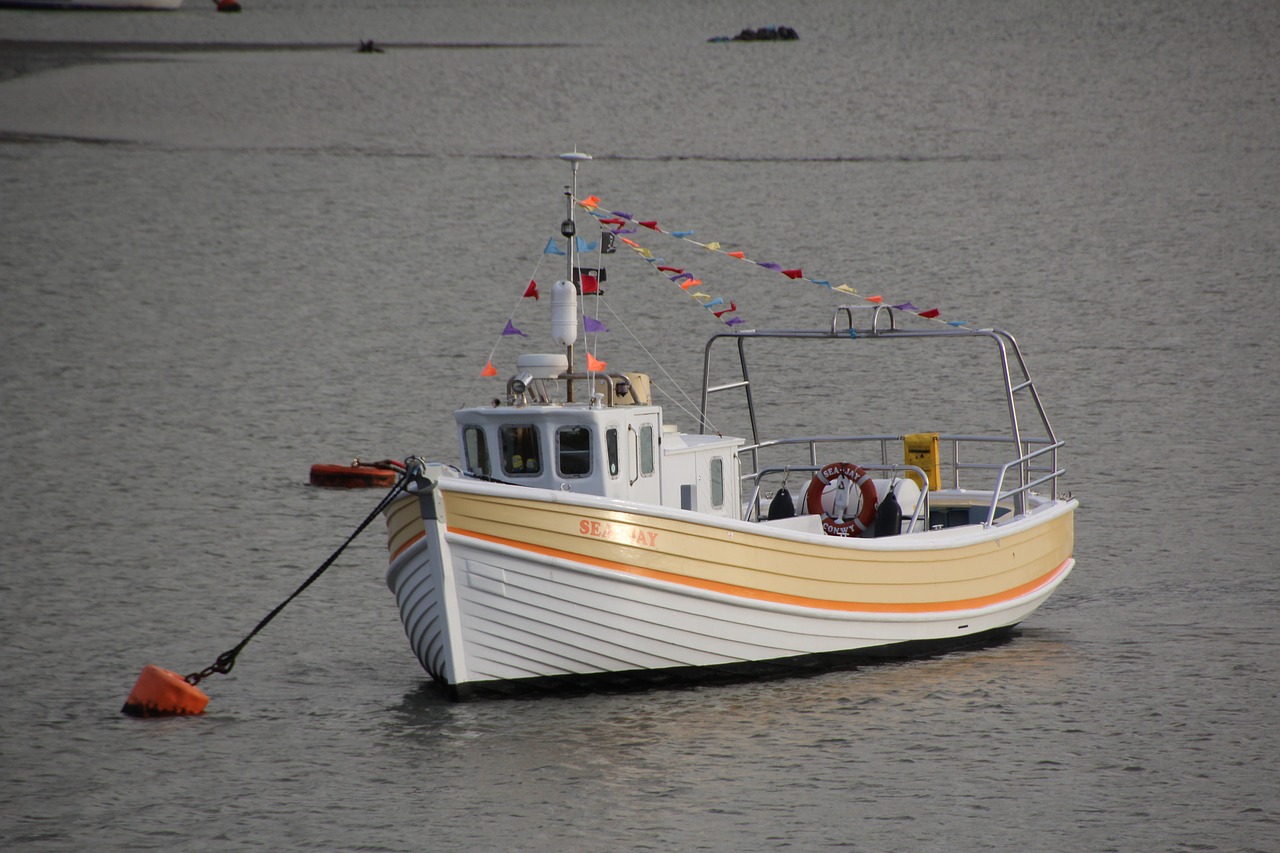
left=710, top=457, right=725, bottom=508
left=639, top=424, right=655, bottom=476
left=557, top=425, right=592, bottom=477
left=500, top=424, right=541, bottom=476
left=606, top=428, right=619, bottom=477
left=463, top=426, right=490, bottom=477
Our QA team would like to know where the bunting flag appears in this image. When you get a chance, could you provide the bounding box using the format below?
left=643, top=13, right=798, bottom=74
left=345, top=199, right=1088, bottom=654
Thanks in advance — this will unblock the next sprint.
left=579, top=193, right=959, bottom=330
left=543, top=237, right=565, bottom=255
left=481, top=361, right=498, bottom=377
left=502, top=320, right=528, bottom=338
left=584, top=315, right=609, bottom=333
left=576, top=236, right=598, bottom=252
left=586, top=352, right=607, bottom=372
left=523, top=280, right=539, bottom=300
left=713, top=302, right=737, bottom=318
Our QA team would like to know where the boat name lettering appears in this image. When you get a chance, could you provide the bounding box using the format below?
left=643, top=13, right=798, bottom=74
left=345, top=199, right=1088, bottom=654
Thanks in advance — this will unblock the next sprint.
left=579, top=519, right=659, bottom=548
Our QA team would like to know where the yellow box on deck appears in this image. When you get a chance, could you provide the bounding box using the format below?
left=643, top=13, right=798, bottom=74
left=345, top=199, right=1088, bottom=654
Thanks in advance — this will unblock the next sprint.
left=904, top=432, right=941, bottom=491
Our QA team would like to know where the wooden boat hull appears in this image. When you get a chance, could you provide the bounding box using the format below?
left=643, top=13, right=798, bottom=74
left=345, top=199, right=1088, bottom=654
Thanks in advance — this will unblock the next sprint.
left=385, top=475, right=1076, bottom=698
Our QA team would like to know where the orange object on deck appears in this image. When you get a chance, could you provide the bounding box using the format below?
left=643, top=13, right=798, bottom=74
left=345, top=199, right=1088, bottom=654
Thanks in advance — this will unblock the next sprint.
left=121, top=665, right=210, bottom=718
left=309, top=459, right=402, bottom=488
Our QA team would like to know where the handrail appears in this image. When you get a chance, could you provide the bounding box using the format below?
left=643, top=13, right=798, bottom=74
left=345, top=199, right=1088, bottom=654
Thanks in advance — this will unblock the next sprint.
left=983, top=441, right=1066, bottom=526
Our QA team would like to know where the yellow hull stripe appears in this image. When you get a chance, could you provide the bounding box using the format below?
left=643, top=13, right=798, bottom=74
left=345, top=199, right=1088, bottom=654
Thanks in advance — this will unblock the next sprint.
left=450, top=526, right=1072, bottom=615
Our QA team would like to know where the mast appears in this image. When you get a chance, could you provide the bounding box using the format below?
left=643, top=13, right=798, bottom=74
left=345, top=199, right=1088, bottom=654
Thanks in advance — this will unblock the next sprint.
left=558, top=151, right=591, bottom=402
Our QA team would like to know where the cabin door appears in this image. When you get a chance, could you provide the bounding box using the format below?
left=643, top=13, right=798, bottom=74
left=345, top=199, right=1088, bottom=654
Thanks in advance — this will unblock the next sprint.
left=625, top=412, right=662, bottom=505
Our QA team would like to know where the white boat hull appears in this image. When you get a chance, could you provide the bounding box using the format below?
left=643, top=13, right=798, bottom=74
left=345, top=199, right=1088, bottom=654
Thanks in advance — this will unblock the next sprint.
left=0, top=0, right=182, bottom=9
left=386, top=476, right=1075, bottom=698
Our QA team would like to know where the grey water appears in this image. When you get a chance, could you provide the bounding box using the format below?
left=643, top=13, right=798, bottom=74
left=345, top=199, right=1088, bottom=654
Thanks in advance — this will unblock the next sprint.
left=1, top=1, right=1277, bottom=850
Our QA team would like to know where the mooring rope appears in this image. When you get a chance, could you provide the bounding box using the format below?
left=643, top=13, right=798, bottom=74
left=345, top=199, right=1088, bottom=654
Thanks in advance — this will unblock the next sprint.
left=184, top=459, right=421, bottom=687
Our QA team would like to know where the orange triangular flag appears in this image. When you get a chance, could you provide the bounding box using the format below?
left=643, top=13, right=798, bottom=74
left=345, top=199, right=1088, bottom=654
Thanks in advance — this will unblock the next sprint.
left=867, top=295, right=883, bottom=303
left=523, top=280, right=539, bottom=300
left=578, top=195, right=600, bottom=210
left=728, top=251, right=746, bottom=259
left=481, top=361, right=498, bottom=377
left=586, top=352, right=607, bottom=372
left=680, top=278, right=703, bottom=290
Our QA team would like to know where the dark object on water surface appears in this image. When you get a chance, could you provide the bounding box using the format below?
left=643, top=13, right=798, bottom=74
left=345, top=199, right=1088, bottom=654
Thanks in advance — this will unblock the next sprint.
left=357, top=40, right=385, bottom=54
left=215, top=0, right=241, bottom=12
left=709, top=25, right=799, bottom=43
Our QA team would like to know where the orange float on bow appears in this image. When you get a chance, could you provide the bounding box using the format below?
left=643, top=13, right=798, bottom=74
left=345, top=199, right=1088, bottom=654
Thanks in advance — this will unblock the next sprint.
left=806, top=461, right=878, bottom=537
left=309, top=458, right=405, bottom=488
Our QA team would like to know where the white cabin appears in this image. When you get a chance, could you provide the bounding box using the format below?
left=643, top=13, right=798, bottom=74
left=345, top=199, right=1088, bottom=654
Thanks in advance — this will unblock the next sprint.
left=454, top=358, right=743, bottom=519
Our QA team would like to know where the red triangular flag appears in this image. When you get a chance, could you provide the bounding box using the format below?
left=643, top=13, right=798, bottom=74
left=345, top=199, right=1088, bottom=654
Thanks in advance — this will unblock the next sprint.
left=867, top=295, right=884, bottom=303
left=481, top=361, right=498, bottom=377
left=639, top=220, right=660, bottom=231
left=586, top=352, right=607, bottom=372
left=713, top=301, right=737, bottom=318
left=918, top=308, right=941, bottom=318
left=580, top=272, right=599, bottom=294
left=728, top=251, right=745, bottom=259
left=523, top=280, right=539, bottom=300
left=782, top=268, right=804, bottom=279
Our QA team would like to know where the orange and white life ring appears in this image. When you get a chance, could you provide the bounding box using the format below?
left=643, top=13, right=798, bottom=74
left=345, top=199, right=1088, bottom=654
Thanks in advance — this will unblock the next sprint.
left=805, top=461, right=878, bottom=537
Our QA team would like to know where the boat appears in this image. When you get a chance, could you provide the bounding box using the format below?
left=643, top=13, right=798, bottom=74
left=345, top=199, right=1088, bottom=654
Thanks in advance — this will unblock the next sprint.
left=0, top=0, right=181, bottom=8
left=382, top=153, right=1077, bottom=699
left=310, top=458, right=405, bottom=489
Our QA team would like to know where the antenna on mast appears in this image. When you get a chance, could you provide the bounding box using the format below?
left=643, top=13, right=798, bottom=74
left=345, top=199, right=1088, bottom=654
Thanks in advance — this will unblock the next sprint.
left=557, top=152, right=591, bottom=402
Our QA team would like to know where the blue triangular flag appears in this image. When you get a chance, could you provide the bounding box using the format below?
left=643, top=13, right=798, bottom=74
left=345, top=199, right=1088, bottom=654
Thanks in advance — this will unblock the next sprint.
left=576, top=236, right=598, bottom=252
left=543, top=237, right=566, bottom=256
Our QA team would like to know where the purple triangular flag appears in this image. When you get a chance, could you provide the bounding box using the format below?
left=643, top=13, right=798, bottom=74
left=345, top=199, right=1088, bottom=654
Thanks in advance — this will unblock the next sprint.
left=502, top=320, right=529, bottom=338
left=583, top=316, right=609, bottom=333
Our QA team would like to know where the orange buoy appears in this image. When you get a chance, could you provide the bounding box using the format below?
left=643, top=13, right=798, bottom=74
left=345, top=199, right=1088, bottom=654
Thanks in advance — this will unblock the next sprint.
left=122, top=665, right=210, bottom=718
left=215, top=0, right=242, bottom=12
left=309, top=459, right=403, bottom=488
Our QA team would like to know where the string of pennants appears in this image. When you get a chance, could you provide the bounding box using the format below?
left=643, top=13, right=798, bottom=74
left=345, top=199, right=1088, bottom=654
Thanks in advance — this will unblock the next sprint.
left=480, top=192, right=965, bottom=378
left=575, top=193, right=965, bottom=331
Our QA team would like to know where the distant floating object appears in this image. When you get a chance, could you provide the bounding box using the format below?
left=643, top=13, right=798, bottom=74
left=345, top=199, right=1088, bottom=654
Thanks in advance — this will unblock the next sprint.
left=708, top=25, right=799, bottom=43
left=215, top=0, right=240, bottom=11
left=310, top=458, right=405, bottom=488
left=357, top=40, right=385, bottom=54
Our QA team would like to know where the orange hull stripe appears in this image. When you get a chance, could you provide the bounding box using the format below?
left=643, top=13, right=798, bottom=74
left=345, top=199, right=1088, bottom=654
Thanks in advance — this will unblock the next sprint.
left=389, top=530, right=426, bottom=563
left=449, top=527, right=1071, bottom=614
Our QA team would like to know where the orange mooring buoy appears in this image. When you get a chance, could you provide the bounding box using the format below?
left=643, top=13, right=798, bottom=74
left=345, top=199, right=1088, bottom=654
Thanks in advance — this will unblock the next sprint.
left=122, top=665, right=210, bottom=718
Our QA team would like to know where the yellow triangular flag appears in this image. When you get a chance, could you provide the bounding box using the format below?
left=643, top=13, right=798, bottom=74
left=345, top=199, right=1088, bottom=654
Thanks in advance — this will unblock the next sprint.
left=834, top=284, right=858, bottom=294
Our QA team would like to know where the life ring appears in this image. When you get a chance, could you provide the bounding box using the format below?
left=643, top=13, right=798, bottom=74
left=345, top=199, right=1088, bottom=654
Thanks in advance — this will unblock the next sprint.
left=805, top=462, right=877, bottom=537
